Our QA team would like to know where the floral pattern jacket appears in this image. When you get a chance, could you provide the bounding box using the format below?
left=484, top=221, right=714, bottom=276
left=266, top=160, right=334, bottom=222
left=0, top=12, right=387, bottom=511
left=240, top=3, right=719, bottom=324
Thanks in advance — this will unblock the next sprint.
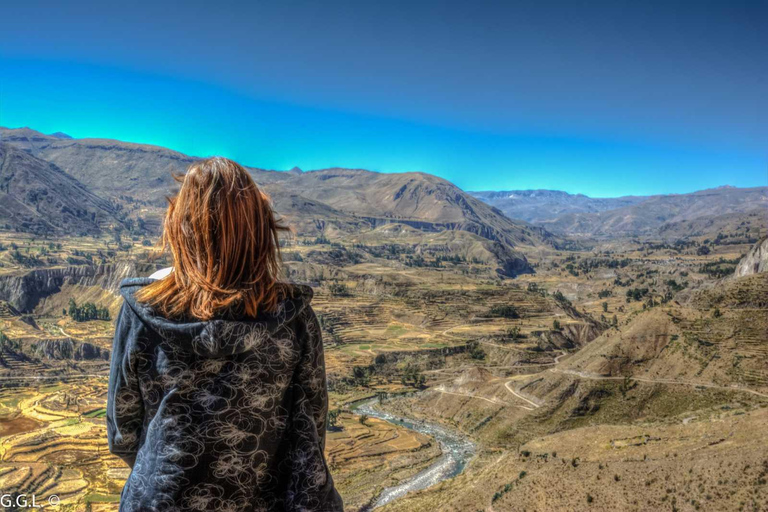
left=107, top=278, right=344, bottom=511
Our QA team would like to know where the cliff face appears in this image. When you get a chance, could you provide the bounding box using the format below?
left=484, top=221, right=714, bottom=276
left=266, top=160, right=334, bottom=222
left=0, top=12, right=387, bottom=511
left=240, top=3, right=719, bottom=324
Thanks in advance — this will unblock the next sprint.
left=735, top=237, right=768, bottom=277
left=0, top=261, right=151, bottom=312
left=32, top=338, right=110, bottom=361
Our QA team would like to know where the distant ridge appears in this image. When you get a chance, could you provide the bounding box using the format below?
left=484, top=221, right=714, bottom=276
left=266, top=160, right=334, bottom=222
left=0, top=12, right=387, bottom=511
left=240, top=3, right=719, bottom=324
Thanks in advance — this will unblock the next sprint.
left=471, top=186, right=767, bottom=238
left=470, top=189, right=646, bottom=223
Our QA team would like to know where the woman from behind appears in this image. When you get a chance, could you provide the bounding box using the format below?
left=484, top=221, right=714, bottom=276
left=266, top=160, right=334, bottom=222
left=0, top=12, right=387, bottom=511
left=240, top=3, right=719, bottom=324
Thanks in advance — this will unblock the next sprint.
left=107, top=157, right=343, bottom=511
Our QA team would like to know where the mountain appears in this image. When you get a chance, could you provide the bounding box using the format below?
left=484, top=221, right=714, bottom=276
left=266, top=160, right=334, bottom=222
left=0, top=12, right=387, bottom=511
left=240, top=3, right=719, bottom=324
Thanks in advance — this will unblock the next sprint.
left=469, top=189, right=646, bottom=223
left=0, top=127, right=563, bottom=252
left=0, top=143, right=122, bottom=235
left=271, top=168, right=562, bottom=248
left=472, top=185, right=767, bottom=238
left=538, top=186, right=767, bottom=237
left=656, top=209, right=765, bottom=241
left=0, top=127, right=198, bottom=203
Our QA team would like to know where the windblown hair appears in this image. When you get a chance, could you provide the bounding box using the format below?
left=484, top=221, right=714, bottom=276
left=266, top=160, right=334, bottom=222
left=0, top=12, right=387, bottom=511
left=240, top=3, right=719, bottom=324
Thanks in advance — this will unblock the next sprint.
left=135, top=157, right=289, bottom=320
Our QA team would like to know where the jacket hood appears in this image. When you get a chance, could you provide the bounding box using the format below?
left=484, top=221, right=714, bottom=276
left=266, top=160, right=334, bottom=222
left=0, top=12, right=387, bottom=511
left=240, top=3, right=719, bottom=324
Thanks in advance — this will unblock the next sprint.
left=119, top=278, right=314, bottom=358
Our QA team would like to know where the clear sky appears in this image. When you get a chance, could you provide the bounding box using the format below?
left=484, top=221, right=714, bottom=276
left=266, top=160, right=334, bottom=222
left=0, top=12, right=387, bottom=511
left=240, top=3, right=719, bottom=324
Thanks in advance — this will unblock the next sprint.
left=1, top=0, right=766, bottom=197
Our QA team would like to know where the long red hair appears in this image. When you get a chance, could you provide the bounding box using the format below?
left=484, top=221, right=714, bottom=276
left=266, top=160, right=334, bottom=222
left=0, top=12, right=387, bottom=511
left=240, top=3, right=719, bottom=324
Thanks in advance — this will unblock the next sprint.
left=136, top=157, right=289, bottom=320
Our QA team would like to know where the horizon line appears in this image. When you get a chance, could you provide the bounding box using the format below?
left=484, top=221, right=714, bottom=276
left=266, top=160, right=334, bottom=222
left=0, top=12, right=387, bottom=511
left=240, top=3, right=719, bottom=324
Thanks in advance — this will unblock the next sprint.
left=1, top=124, right=764, bottom=200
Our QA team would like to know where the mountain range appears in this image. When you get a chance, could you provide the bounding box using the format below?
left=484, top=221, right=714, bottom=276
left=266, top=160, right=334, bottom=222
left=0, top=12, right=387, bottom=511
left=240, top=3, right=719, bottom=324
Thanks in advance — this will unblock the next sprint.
left=1, top=126, right=764, bottom=246
left=0, top=127, right=561, bottom=250
left=470, top=186, right=766, bottom=238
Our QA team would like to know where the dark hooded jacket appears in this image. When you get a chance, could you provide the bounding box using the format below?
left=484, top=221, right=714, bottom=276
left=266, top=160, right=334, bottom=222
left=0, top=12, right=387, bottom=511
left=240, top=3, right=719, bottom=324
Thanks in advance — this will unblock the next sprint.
left=107, top=277, right=343, bottom=512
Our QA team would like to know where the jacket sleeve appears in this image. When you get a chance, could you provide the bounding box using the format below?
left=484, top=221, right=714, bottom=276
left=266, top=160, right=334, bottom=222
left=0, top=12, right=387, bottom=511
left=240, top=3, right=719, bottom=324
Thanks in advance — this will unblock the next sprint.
left=107, top=302, right=145, bottom=468
left=292, top=305, right=344, bottom=511
left=296, top=306, right=329, bottom=447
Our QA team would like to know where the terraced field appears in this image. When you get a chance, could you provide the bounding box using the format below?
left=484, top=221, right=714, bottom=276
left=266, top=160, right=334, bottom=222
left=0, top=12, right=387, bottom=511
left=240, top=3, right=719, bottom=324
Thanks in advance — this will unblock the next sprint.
left=0, top=231, right=765, bottom=511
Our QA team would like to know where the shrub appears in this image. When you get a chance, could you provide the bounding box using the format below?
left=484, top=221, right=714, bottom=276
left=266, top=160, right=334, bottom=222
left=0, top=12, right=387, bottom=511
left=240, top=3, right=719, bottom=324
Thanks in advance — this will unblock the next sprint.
left=329, top=283, right=350, bottom=296
left=488, top=304, right=520, bottom=319
left=327, top=409, right=341, bottom=431
left=469, top=341, right=486, bottom=360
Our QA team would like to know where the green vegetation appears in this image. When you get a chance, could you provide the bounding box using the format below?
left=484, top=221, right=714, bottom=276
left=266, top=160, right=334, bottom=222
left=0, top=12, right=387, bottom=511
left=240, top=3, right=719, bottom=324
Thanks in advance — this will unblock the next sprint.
left=83, top=408, right=107, bottom=418
left=487, top=304, right=520, bottom=319
left=329, top=283, right=351, bottom=296
left=327, top=408, right=341, bottom=431
left=625, top=287, right=649, bottom=302
left=67, top=299, right=110, bottom=322
left=468, top=341, right=486, bottom=360
left=401, top=364, right=426, bottom=389
left=699, top=257, right=741, bottom=278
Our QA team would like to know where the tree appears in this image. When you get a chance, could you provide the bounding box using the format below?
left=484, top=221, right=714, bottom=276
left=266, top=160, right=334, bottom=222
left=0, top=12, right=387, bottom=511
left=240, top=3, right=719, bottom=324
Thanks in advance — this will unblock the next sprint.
left=352, top=366, right=371, bottom=387
left=327, top=409, right=341, bottom=431
left=68, top=298, right=78, bottom=319
left=488, top=305, right=519, bottom=319
left=401, top=364, right=426, bottom=388
left=602, top=302, right=609, bottom=313
left=359, top=414, right=369, bottom=426
left=67, top=299, right=111, bottom=322
left=469, top=342, right=486, bottom=360
left=329, top=283, right=350, bottom=297
left=620, top=375, right=633, bottom=398
left=552, top=319, right=561, bottom=331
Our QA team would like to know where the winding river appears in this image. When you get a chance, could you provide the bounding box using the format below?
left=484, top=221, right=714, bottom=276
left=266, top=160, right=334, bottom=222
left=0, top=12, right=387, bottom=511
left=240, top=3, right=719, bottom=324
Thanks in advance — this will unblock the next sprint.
left=352, top=397, right=476, bottom=509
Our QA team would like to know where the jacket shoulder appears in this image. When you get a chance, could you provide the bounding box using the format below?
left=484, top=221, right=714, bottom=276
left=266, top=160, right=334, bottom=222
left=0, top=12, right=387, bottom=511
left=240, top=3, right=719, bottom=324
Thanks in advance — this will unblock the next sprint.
left=119, top=277, right=154, bottom=297
left=286, top=283, right=314, bottom=303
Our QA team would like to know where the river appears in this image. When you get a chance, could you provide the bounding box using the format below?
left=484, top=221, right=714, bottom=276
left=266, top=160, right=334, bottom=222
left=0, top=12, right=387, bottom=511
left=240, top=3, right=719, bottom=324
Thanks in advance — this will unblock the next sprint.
left=352, top=397, right=476, bottom=509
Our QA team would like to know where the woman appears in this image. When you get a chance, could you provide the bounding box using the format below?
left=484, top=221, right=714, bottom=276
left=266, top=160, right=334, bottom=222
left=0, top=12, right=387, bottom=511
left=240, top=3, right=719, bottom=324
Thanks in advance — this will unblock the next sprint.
left=107, top=157, right=343, bottom=511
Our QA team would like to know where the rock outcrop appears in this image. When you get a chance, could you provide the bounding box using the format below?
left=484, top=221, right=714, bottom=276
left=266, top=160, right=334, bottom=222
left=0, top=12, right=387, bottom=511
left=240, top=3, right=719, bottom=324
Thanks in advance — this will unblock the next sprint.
left=32, top=338, right=110, bottom=361
left=735, top=237, right=768, bottom=277
left=0, top=261, right=151, bottom=312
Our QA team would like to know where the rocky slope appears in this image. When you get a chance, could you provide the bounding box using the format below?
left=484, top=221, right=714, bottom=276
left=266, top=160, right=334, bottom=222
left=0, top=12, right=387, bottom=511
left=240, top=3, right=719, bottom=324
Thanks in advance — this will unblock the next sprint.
left=0, top=262, right=149, bottom=313
left=274, top=168, right=562, bottom=249
left=0, top=127, right=198, bottom=204
left=0, top=143, right=123, bottom=234
left=735, top=236, right=768, bottom=277
left=31, top=338, right=110, bottom=361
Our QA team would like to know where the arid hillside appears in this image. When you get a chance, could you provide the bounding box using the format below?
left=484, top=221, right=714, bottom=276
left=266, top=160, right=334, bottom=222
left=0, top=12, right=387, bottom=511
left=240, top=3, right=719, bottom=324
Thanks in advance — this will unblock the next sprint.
left=0, top=143, right=123, bottom=235
left=472, top=185, right=767, bottom=240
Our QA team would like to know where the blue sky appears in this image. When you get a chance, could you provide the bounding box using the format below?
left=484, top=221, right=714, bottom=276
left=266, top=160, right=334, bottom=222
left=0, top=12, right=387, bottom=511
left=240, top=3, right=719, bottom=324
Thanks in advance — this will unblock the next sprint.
left=1, top=0, right=766, bottom=197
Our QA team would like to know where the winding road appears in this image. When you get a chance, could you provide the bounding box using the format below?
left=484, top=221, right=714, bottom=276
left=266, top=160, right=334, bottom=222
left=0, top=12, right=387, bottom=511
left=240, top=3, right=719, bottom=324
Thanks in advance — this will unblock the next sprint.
left=550, top=368, right=768, bottom=399
left=503, top=381, right=539, bottom=409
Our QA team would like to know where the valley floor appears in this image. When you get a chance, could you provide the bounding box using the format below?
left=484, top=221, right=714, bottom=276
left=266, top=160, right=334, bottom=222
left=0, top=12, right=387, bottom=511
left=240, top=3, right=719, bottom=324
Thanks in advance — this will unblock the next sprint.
left=0, top=234, right=765, bottom=511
